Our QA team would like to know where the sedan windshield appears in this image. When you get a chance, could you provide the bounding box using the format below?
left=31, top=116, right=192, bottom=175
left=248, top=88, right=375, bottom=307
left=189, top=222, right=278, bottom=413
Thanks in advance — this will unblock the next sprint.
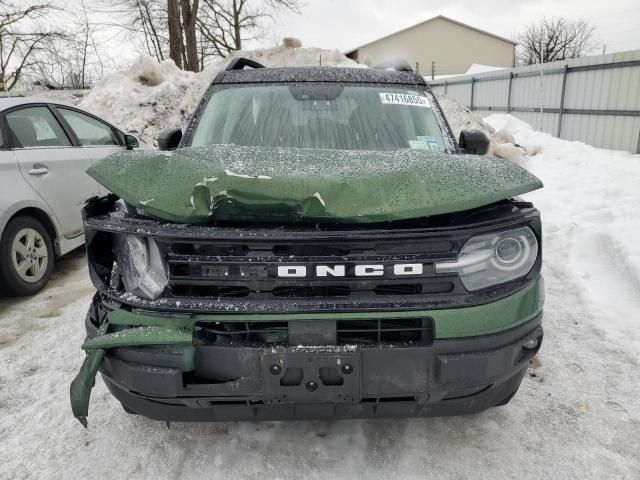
left=189, top=84, right=448, bottom=152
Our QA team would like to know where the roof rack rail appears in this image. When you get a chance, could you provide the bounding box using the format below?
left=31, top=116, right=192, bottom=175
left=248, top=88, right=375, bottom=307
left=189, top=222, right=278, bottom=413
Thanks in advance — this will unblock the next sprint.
left=373, top=59, right=414, bottom=73
left=225, top=57, right=266, bottom=71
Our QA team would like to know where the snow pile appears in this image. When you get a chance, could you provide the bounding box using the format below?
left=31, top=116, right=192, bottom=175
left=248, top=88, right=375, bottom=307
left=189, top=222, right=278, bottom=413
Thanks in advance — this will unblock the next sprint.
left=32, top=89, right=85, bottom=105
left=437, top=94, right=496, bottom=141
left=437, top=95, right=528, bottom=164
left=464, top=63, right=506, bottom=75
left=79, top=56, right=197, bottom=141
left=486, top=113, right=640, bottom=351
left=79, top=41, right=359, bottom=144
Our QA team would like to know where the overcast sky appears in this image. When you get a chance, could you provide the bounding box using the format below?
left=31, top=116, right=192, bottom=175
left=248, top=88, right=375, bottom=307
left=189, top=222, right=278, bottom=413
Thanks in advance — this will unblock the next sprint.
left=265, top=0, right=640, bottom=55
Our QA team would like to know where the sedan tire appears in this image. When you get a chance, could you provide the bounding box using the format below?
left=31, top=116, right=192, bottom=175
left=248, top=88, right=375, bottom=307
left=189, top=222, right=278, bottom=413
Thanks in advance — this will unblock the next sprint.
left=0, top=216, right=55, bottom=296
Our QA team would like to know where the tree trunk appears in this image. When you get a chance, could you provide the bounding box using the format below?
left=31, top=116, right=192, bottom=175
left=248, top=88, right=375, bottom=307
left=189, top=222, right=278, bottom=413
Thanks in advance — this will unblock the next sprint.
left=233, top=0, right=241, bottom=50
left=180, top=0, right=200, bottom=72
left=168, top=0, right=183, bottom=69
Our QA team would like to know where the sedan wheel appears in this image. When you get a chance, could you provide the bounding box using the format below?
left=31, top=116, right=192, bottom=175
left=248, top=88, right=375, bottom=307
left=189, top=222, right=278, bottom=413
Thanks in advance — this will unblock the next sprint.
left=11, top=228, right=49, bottom=283
left=0, top=216, right=55, bottom=296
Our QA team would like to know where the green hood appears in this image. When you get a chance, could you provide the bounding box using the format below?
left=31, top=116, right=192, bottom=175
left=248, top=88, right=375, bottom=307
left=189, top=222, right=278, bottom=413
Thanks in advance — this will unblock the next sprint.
left=87, top=145, right=543, bottom=224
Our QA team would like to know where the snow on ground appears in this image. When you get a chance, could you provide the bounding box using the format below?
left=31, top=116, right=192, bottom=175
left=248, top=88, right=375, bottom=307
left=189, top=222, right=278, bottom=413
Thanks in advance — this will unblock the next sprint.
left=78, top=41, right=359, bottom=145
left=486, top=114, right=640, bottom=353
left=1, top=114, right=639, bottom=479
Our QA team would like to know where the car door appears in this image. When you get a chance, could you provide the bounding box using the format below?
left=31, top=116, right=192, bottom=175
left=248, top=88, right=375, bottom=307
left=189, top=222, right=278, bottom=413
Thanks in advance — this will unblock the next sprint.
left=6, top=105, right=99, bottom=239
left=54, top=107, right=125, bottom=196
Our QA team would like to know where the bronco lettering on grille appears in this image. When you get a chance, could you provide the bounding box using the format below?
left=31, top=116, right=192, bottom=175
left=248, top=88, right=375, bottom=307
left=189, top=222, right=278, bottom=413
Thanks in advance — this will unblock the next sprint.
left=277, top=264, right=424, bottom=278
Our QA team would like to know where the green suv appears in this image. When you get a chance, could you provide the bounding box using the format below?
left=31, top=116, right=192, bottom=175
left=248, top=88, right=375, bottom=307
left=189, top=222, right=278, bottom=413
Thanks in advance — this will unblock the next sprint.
left=71, top=58, right=544, bottom=425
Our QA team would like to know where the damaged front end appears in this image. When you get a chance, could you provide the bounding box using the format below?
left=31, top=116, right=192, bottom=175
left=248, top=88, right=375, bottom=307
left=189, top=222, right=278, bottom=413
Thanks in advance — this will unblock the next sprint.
left=70, top=63, right=547, bottom=424
left=71, top=160, right=544, bottom=424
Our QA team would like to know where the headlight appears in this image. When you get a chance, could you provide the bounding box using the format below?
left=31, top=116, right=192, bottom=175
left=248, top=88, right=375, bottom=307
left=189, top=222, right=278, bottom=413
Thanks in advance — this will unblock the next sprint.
left=113, top=234, right=168, bottom=300
left=435, top=227, right=538, bottom=291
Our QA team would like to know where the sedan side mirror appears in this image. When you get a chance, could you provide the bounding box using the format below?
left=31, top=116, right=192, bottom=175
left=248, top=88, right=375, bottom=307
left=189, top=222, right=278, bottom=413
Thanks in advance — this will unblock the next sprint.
left=125, top=134, right=139, bottom=150
left=459, top=130, right=490, bottom=155
left=157, top=128, right=183, bottom=151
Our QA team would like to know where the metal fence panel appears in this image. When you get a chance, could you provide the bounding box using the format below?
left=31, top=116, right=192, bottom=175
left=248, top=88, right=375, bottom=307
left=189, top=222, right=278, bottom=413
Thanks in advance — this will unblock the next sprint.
left=428, top=50, right=640, bottom=153
left=474, top=78, right=509, bottom=108
left=444, top=83, right=471, bottom=106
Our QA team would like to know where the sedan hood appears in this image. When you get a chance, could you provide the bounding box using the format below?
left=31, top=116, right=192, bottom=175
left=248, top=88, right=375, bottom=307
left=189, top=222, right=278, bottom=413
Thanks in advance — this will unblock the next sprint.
left=87, top=145, right=543, bottom=224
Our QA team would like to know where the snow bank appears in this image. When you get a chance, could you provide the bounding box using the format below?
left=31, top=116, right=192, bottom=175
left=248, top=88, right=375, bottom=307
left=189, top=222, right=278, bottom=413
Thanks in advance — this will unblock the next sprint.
left=79, top=41, right=359, bottom=144
left=486, top=113, right=640, bottom=351
left=464, top=63, right=506, bottom=75
left=436, top=95, right=495, bottom=141
left=437, top=95, right=528, bottom=164
left=79, top=56, right=197, bottom=142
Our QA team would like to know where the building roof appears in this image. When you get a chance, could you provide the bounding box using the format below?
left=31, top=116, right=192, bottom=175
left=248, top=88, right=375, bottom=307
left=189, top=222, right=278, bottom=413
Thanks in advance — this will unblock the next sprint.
left=345, top=15, right=517, bottom=54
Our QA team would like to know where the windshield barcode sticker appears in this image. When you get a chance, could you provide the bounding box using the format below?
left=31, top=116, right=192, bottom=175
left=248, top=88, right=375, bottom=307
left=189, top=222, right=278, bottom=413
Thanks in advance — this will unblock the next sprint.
left=379, top=93, right=431, bottom=108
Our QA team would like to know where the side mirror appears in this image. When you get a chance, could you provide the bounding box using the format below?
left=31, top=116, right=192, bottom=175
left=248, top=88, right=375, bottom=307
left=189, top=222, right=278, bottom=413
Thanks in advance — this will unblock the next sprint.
left=125, top=134, right=139, bottom=150
left=157, top=128, right=182, bottom=151
left=459, top=130, right=490, bottom=155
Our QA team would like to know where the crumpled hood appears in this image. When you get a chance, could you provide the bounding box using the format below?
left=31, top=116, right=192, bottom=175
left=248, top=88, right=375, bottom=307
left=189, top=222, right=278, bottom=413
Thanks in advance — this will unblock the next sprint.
left=87, top=145, right=543, bottom=224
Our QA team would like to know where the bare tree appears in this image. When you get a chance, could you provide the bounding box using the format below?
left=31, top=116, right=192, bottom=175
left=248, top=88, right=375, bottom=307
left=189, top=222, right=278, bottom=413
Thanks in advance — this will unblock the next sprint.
left=98, top=0, right=169, bottom=63
left=103, top=0, right=200, bottom=71
left=0, top=1, right=63, bottom=91
left=31, top=1, right=104, bottom=89
left=197, top=0, right=301, bottom=57
left=180, top=0, right=199, bottom=71
left=167, top=0, right=182, bottom=67
left=518, top=17, right=595, bottom=65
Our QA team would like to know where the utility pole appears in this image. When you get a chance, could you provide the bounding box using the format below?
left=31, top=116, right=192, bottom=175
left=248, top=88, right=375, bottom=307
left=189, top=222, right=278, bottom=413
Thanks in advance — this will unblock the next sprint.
left=431, top=61, right=435, bottom=80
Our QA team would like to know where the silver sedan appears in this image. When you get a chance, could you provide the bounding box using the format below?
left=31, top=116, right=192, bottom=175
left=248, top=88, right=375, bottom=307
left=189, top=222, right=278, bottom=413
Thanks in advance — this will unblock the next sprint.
left=0, top=97, right=144, bottom=296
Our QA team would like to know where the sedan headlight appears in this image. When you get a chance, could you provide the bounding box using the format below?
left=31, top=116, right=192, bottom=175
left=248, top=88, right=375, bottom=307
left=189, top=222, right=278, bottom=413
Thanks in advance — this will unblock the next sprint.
left=113, top=234, right=168, bottom=300
left=435, top=227, right=538, bottom=291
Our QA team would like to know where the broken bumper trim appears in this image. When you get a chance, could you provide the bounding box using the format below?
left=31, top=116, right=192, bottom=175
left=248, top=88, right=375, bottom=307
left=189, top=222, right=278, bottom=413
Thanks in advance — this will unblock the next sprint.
left=86, top=313, right=543, bottom=422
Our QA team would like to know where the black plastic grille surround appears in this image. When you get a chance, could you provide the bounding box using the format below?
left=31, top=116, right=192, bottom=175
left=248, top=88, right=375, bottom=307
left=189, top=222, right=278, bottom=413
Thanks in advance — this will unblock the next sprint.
left=193, top=317, right=434, bottom=346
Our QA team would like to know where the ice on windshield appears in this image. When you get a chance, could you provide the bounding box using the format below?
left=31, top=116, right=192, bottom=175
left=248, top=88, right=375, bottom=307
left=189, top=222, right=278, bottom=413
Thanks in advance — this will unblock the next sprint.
left=190, top=84, right=448, bottom=152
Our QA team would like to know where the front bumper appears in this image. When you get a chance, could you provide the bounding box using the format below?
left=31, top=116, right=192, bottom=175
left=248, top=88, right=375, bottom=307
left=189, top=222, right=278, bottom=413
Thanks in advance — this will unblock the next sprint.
left=84, top=308, right=543, bottom=422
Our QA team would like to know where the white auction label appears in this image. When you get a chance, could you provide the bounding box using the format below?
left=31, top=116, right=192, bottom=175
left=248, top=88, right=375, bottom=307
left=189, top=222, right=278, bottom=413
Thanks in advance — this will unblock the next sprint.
left=379, top=93, right=431, bottom=108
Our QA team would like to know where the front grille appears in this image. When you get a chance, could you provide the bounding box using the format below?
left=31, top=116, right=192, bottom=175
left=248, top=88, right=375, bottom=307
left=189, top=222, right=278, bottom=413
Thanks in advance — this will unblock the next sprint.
left=194, top=317, right=434, bottom=346
left=162, top=233, right=464, bottom=303
left=374, top=284, right=422, bottom=295
left=195, top=322, right=289, bottom=344
left=336, top=318, right=433, bottom=344
left=87, top=198, right=541, bottom=314
left=272, top=286, right=351, bottom=298
left=171, top=285, right=251, bottom=298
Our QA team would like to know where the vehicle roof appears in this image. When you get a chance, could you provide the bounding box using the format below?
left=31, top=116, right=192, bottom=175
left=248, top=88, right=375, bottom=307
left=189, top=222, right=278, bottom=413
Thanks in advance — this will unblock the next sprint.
left=0, top=96, right=76, bottom=111
left=0, top=96, right=132, bottom=135
left=216, top=66, right=427, bottom=86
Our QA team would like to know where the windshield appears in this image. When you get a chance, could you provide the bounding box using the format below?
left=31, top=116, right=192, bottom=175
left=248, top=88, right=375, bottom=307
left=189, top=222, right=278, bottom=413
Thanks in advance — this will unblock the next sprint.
left=189, top=84, right=448, bottom=152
